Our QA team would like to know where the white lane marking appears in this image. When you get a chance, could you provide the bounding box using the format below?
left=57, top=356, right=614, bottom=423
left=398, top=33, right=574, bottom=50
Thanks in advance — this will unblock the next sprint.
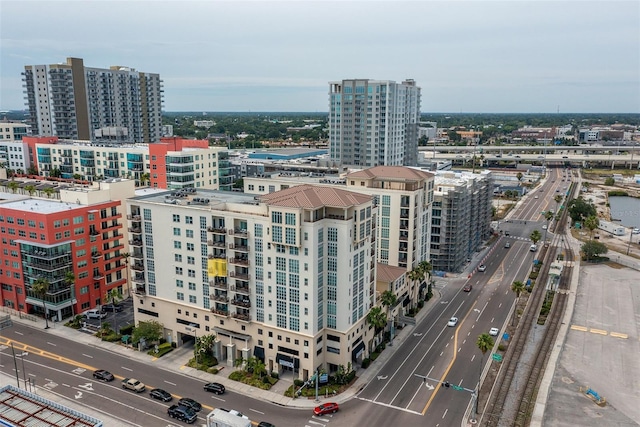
left=462, top=339, right=466, bottom=345
left=491, top=317, right=495, bottom=323
left=356, top=397, right=423, bottom=415
left=81, top=353, right=93, bottom=358
left=15, top=331, right=24, bottom=335
left=47, top=342, right=57, bottom=346
left=440, top=351, right=443, bottom=356
left=467, top=331, right=471, bottom=336
left=249, top=408, right=264, bottom=415
left=62, top=383, right=70, bottom=387
left=122, top=366, right=133, bottom=371
left=210, top=395, right=225, bottom=402
left=476, top=301, right=489, bottom=321
left=164, top=380, right=176, bottom=386
left=406, top=382, right=425, bottom=410
left=498, top=303, right=502, bottom=308
left=427, top=366, right=434, bottom=376
left=442, top=408, right=449, bottom=419
left=28, top=373, right=36, bottom=377
left=471, top=354, right=476, bottom=362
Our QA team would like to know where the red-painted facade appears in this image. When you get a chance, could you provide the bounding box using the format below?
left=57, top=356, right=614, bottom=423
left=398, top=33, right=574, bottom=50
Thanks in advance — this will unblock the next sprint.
left=149, top=137, right=209, bottom=188
left=0, top=200, right=126, bottom=320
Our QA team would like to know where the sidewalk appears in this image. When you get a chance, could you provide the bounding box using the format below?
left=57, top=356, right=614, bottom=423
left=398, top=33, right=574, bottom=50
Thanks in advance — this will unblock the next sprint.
left=6, top=287, right=446, bottom=409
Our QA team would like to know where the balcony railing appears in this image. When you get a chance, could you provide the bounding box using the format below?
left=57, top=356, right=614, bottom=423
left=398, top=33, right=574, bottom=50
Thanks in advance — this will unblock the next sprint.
left=232, top=312, right=251, bottom=322
left=231, top=298, right=251, bottom=308
left=131, top=264, right=144, bottom=271
left=231, top=285, right=250, bottom=295
left=207, top=227, right=226, bottom=234
left=228, top=258, right=249, bottom=266
left=211, top=308, right=229, bottom=316
left=93, top=272, right=104, bottom=279
left=207, top=240, right=226, bottom=248
left=131, top=251, right=143, bottom=259
left=134, top=285, right=146, bottom=295
left=229, top=244, right=249, bottom=252
left=91, top=251, right=102, bottom=258
left=133, top=275, right=145, bottom=283
left=129, top=239, right=143, bottom=247
left=209, top=280, right=228, bottom=290
left=208, top=253, right=226, bottom=260
left=229, top=271, right=249, bottom=281
left=128, top=227, right=142, bottom=234
left=127, top=214, right=142, bottom=221
left=210, top=294, right=228, bottom=302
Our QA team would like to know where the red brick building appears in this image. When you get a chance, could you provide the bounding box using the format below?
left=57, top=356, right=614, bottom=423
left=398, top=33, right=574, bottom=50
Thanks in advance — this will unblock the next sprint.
left=0, top=179, right=133, bottom=320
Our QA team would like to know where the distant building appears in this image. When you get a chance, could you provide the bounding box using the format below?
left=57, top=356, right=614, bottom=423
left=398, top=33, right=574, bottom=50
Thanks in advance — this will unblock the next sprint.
left=430, top=170, right=493, bottom=273
left=194, top=120, right=215, bottom=128
left=0, top=120, right=30, bottom=141
left=328, top=79, right=421, bottom=167
left=23, top=57, right=163, bottom=143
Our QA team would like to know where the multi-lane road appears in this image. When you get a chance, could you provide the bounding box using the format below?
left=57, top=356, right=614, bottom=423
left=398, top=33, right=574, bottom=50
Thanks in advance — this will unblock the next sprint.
left=0, top=169, right=567, bottom=427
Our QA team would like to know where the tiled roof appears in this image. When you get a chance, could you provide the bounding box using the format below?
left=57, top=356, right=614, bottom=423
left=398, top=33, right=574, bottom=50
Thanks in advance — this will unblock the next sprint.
left=376, top=263, right=407, bottom=282
left=259, top=184, right=371, bottom=209
left=346, top=166, right=433, bottom=181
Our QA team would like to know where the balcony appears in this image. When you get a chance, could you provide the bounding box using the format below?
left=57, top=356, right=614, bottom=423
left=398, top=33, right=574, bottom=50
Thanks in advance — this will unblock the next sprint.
left=211, top=307, right=229, bottom=316
left=89, top=229, right=100, bottom=236
left=133, top=274, right=145, bottom=283
left=232, top=312, right=251, bottom=322
left=127, top=214, right=142, bottom=221
left=93, top=271, right=104, bottom=280
left=128, top=227, right=142, bottom=234
left=134, top=284, right=146, bottom=295
left=230, top=228, right=249, bottom=237
left=231, top=285, right=250, bottom=295
left=131, top=263, right=144, bottom=271
left=207, top=253, right=226, bottom=260
left=229, top=271, right=249, bottom=281
left=207, top=240, right=226, bottom=248
left=209, top=279, right=228, bottom=290
left=129, top=239, right=143, bottom=247
left=131, top=251, right=143, bottom=259
left=91, top=251, right=102, bottom=259
left=207, top=227, right=226, bottom=234
left=228, top=258, right=249, bottom=266
left=229, top=244, right=249, bottom=252
left=399, top=234, right=409, bottom=242
left=210, top=294, right=228, bottom=302
left=231, top=298, right=251, bottom=308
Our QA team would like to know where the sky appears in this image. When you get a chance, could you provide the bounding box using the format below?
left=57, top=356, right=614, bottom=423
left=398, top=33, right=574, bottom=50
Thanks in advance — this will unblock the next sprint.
left=1, top=0, right=639, bottom=113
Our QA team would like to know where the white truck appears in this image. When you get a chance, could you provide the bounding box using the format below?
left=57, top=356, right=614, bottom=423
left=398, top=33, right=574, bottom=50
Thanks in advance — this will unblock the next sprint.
left=206, top=408, right=252, bottom=427
left=598, top=220, right=626, bottom=236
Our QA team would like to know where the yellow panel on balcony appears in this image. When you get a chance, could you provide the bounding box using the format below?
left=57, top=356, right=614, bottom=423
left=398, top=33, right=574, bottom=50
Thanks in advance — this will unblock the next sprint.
left=207, top=258, right=227, bottom=277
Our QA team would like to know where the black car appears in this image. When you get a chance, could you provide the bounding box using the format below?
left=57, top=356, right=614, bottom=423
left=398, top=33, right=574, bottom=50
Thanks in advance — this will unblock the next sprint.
left=92, top=369, right=114, bottom=382
left=167, top=405, right=197, bottom=424
left=203, top=382, right=225, bottom=394
left=178, top=397, right=202, bottom=412
left=150, top=388, right=173, bottom=402
left=102, top=303, right=123, bottom=312
left=258, top=422, right=276, bottom=427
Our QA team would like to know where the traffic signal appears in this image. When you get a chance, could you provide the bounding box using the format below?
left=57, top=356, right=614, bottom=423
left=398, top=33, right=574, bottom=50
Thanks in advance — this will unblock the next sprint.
left=442, top=381, right=450, bottom=388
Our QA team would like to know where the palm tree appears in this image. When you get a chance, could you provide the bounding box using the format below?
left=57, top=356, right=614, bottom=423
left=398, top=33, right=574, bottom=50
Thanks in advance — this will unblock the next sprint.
left=530, top=230, right=542, bottom=246
left=380, top=290, right=397, bottom=343
left=476, top=333, right=495, bottom=414
left=511, top=280, right=525, bottom=326
left=105, top=288, right=123, bottom=333
left=7, top=181, right=19, bottom=194
left=64, top=271, right=76, bottom=316
left=42, top=187, right=55, bottom=199
left=584, top=215, right=599, bottom=241
left=32, top=278, right=51, bottom=329
left=366, top=306, right=387, bottom=346
left=121, top=253, right=131, bottom=297
left=24, top=184, right=36, bottom=196
left=418, top=260, right=432, bottom=300
left=139, top=173, right=150, bottom=187
left=407, top=268, right=422, bottom=309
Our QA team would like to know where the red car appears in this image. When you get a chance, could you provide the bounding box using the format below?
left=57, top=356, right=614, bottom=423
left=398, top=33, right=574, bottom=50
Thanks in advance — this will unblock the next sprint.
left=313, top=402, right=339, bottom=416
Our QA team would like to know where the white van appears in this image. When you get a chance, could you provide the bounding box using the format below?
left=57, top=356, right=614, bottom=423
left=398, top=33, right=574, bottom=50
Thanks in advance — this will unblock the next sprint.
left=82, top=308, right=107, bottom=319
left=530, top=244, right=537, bottom=252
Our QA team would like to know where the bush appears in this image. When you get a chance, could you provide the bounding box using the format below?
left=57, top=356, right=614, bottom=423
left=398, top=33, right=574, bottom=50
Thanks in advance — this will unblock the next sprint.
left=362, top=358, right=371, bottom=369
left=208, top=367, right=219, bottom=374
left=498, top=344, right=506, bottom=352
left=147, top=342, right=173, bottom=357
left=294, top=379, right=304, bottom=387
left=119, top=324, right=134, bottom=335
left=418, top=300, right=424, bottom=308
left=102, top=333, right=121, bottom=342
left=270, top=371, right=279, bottom=379
left=529, top=271, right=539, bottom=280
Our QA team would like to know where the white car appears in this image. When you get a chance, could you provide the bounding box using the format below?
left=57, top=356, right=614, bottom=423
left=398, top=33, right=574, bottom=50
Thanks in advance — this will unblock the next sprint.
left=542, top=225, right=547, bottom=230
left=478, top=265, right=487, bottom=272
left=489, top=328, right=500, bottom=336
left=447, top=317, right=459, bottom=327
left=82, top=308, right=107, bottom=319
left=633, top=228, right=640, bottom=234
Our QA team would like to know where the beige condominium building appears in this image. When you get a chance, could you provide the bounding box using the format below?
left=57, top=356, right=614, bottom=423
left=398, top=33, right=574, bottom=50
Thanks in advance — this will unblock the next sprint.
left=127, top=184, right=376, bottom=380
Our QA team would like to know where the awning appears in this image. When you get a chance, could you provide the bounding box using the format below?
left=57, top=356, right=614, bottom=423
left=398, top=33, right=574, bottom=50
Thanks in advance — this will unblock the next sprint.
left=351, top=341, right=365, bottom=361
left=276, top=353, right=298, bottom=369
left=253, top=346, right=265, bottom=363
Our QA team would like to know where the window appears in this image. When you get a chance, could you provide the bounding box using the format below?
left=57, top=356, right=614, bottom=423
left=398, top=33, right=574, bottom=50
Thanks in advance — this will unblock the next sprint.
left=185, top=216, right=193, bottom=224
left=189, top=295, right=197, bottom=303
left=285, top=213, right=296, bottom=225
left=271, top=211, right=282, bottom=223
left=172, top=214, right=180, bottom=223
left=177, top=292, right=184, bottom=300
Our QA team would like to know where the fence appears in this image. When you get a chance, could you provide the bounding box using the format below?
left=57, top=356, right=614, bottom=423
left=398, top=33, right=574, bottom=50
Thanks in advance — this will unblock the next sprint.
left=0, top=306, right=39, bottom=322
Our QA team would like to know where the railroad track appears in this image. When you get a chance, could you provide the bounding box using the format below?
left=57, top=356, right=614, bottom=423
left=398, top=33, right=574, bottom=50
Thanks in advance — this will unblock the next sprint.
left=483, top=174, right=577, bottom=427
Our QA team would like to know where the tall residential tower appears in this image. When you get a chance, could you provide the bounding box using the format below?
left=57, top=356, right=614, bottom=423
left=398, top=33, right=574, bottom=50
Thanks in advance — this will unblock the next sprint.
left=22, top=57, right=163, bottom=143
left=328, top=79, right=421, bottom=168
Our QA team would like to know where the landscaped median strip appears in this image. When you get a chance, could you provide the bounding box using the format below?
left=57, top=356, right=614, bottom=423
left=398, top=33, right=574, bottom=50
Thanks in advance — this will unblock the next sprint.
left=570, top=324, right=628, bottom=339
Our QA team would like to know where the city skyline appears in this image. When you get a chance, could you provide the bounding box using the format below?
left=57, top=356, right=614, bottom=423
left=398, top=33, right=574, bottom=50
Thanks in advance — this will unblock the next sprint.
left=1, top=1, right=638, bottom=114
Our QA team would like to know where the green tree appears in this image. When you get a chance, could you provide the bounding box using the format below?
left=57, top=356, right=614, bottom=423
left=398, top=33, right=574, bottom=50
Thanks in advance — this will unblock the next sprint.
left=366, top=306, right=387, bottom=341
left=49, top=168, right=61, bottom=178
left=511, top=281, right=525, bottom=325
left=407, top=268, right=423, bottom=309
left=584, top=215, right=599, bottom=240
left=7, top=181, right=19, bottom=194
left=64, top=271, right=76, bottom=315
left=530, top=230, right=542, bottom=245
left=516, top=172, right=523, bottom=182
left=43, top=187, right=55, bottom=199
left=132, top=320, right=163, bottom=344
left=27, top=165, right=38, bottom=175
left=475, top=333, right=495, bottom=413
left=32, top=278, right=51, bottom=329
left=24, top=184, right=36, bottom=196
left=380, top=290, right=397, bottom=339
left=581, top=240, right=608, bottom=261
left=604, top=177, right=615, bottom=186
left=567, top=197, right=597, bottom=224
left=139, top=173, right=150, bottom=186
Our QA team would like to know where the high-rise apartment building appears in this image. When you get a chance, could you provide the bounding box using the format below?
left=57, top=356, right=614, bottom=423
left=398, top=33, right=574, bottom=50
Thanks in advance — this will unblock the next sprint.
left=0, top=179, right=133, bottom=320
left=128, top=184, right=376, bottom=379
left=22, top=57, right=163, bottom=143
left=328, top=79, right=421, bottom=167
left=430, top=170, right=493, bottom=273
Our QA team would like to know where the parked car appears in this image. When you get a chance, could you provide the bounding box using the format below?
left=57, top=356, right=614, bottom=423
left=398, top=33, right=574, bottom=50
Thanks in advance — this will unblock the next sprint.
left=633, top=228, right=640, bottom=234
left=447, top=317, right=459, bottom=327
left=478, top=265, right=486, bottom=272
left=92, top=369, right=114, bottom=382
left=504, top=242, right=511, bottom=248
left=203, top=382, right=225, bottom=394
left=313, top=402, right=339, bottom=416
left=178, top=397, right=202, bottom=412
left=82, top=309, right=106, bottom=319
left=150, top=388, right=173, bottom=402
left=530, top=244, right=538, bottom=252
left=167, top=405, right=197, bottom=424
left=463, top=284, right=473, bottom=292
left=489, top=328, right=500, bottom=336
left=258, top=422, right=276, bottom=427
left=102, top=303, right=123, bottom=312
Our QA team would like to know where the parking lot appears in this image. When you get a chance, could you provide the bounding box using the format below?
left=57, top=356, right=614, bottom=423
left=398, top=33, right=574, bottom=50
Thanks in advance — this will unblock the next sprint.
left=81, top=297, right=135, bottom=334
